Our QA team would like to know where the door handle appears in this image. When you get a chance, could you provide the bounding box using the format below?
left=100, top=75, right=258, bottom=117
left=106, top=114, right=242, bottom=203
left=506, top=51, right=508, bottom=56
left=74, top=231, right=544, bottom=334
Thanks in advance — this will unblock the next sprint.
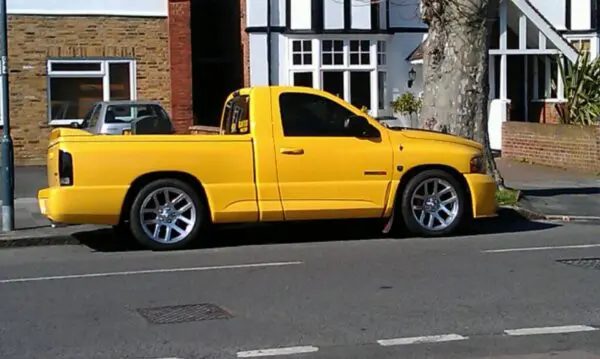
left=280, top=147, right=304, bottom=155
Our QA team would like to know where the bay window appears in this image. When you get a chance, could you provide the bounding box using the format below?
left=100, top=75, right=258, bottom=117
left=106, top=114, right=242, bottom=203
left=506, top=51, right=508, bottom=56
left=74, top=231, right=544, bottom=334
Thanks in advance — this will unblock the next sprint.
left=288, top=37, right=389, bottom=117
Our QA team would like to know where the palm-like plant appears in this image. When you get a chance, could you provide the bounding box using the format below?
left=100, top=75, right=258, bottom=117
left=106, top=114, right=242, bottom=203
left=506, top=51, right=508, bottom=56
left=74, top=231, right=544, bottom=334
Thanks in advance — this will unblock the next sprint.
left=553, top=51, right=600, bottom=126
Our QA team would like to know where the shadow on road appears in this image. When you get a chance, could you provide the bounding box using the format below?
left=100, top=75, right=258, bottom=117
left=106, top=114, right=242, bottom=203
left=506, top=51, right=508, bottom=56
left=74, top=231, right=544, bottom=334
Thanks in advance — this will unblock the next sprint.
left=70, top=207, right=560, bottom=253
left=521, top=187, right=600, bottom=197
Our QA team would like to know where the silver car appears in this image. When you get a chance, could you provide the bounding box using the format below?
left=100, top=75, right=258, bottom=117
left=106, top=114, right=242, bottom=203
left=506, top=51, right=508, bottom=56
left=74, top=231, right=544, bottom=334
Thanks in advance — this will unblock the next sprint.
left=73, top=100, right=173, bottom=135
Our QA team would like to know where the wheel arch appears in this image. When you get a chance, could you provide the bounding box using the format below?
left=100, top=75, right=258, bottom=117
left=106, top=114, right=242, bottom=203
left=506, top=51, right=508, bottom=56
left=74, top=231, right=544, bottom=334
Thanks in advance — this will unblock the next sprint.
left=118, top=171, right=212, bottom=225
left=392, top=164, right=473, bottom=218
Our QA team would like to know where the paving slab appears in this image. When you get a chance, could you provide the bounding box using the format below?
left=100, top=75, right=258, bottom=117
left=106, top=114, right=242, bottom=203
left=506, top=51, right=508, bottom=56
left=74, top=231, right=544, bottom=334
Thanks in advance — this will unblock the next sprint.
left=496, top=158, right=600, bottom=219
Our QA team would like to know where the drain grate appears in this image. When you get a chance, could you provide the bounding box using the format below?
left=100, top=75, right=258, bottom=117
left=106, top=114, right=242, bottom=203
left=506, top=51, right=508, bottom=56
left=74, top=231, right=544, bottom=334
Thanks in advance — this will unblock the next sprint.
left=137, top=303, right=233, bottom=324
left=557, top=258, right=600, bottom=271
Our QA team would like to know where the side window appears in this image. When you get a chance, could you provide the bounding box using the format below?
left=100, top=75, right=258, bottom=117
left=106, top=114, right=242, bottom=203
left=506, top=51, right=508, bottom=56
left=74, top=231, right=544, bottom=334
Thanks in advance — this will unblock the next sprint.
left=279, top=92, right=356, bottom=137
left=221, top=95, right=250, bottom=135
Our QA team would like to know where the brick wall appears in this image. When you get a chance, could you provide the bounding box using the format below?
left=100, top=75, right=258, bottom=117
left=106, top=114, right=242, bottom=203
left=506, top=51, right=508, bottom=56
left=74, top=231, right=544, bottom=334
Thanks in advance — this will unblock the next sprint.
left=239, top=0, right=250, bottom=88
left=530, top=101, right=565, bottom=124
left=502, top=122, right=600, bottom=173
left=168, top=0, right=193, bottom=133
left=8, top=15, right=170, bottom=165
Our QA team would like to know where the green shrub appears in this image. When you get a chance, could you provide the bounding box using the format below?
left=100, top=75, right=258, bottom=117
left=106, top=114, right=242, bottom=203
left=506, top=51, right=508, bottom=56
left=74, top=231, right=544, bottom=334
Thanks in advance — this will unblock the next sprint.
left=552, top=52, right=600, bottom=126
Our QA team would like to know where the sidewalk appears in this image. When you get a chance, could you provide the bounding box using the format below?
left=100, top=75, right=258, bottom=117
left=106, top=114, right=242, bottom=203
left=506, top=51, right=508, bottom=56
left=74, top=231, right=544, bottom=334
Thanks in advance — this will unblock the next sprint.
left=496, top=157, right=600, bottom=219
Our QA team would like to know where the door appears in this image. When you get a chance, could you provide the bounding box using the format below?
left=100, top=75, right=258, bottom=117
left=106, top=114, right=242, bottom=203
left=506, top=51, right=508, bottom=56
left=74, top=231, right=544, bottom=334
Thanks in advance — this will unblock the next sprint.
left=272, top=89, right=394, bottom=221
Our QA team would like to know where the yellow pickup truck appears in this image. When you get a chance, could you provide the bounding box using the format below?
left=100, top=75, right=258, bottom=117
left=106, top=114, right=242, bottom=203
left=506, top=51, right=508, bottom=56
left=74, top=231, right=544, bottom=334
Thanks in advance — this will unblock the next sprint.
left=38, top=86, right=497, bottom=250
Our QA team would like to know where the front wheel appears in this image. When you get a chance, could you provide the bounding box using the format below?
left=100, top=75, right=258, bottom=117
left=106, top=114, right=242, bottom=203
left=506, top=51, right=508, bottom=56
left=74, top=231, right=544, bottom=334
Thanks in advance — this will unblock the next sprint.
left=400, top=169, right=466, bottom=237
left=129, top=179, right=204, bottom=250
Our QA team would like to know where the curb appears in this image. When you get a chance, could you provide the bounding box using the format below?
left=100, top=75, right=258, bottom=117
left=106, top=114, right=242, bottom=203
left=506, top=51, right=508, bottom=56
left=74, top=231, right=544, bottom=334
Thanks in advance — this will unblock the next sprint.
left=513, top=194, right=600, bottom=224
left=0, top=235, right=81, bottom=249
left=0, top=225, right=105, bottom=249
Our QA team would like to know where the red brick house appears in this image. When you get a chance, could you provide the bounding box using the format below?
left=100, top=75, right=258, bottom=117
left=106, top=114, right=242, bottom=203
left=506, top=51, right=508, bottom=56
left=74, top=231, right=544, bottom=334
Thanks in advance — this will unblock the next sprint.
left=6, top=0, right=247, bottom=165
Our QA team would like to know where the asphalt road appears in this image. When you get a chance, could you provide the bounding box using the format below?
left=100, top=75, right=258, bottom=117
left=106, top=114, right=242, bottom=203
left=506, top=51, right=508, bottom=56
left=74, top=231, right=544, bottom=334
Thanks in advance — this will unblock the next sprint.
left=1, top=219, right=600, bottom=359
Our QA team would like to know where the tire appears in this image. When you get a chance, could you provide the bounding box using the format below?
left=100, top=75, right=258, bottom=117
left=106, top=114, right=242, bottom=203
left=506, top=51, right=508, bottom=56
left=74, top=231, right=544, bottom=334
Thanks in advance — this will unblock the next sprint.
left=129, top=178, right=204, bottom=250
left=400, top=169, right=466, bottom=237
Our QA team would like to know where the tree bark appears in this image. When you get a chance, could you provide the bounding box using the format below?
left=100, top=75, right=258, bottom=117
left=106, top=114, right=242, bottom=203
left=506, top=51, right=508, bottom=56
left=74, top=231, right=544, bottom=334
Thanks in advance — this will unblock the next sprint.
left=420, top=0, right=506, bottom=189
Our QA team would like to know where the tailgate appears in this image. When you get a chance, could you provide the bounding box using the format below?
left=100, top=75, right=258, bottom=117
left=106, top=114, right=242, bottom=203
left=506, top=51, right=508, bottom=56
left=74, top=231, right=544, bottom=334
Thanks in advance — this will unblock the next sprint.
left=46, top=127, right=90, bottom=188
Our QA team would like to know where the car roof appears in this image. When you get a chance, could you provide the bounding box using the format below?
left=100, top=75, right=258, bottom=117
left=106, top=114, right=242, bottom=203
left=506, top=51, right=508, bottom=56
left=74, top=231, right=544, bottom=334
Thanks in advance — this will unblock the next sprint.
left=99, top=100, right=162, bottom=106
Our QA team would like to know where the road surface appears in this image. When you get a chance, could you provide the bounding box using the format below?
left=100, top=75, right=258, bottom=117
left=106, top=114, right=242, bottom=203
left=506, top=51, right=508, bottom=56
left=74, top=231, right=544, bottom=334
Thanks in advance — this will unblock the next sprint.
left=1, top=220, right=600, bottom=358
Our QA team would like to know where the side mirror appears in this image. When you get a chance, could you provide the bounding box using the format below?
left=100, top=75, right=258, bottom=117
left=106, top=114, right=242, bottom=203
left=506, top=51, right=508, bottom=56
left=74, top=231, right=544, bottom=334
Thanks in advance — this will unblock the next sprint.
left=70, top=121, right=81, bottom=129
left=344, top=115, right=380, bottom=138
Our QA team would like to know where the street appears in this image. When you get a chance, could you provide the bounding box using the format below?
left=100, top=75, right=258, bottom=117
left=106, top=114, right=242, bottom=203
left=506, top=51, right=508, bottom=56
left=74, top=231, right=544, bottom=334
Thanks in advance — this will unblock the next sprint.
left=1, top=220, right=600, bottom=358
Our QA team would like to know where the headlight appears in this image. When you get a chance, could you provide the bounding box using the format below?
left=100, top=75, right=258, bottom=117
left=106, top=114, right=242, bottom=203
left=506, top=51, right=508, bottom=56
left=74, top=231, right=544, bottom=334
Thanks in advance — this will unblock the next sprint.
left=470, top=154, right=485, bottom=173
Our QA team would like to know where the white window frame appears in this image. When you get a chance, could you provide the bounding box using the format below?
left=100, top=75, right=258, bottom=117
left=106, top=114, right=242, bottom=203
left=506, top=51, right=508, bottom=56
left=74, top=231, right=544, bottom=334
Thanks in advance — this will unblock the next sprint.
left=286, top=35, right=390, bottom=117
left=47, top=58, right=137, bottom=126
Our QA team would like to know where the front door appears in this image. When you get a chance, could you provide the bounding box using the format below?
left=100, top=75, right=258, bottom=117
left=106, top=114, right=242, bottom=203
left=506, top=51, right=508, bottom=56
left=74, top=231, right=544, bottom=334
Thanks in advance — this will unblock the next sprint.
left=271, top=88, right=394, bottom=221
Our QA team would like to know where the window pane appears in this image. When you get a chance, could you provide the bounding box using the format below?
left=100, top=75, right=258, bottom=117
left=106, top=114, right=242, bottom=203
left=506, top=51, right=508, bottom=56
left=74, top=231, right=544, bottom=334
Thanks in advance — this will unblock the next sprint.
left=333, top=40, right=343, bottom=51
left=51, top=62, right=102, bottom=72
left=322, top=40, right=332, bottom=52
left=334, top=54, right=344, bottom=65
left=350, top=72, right=371, bottom=110
left=293, top=40, right=301, bottom=52
left=293, top=72, right=313, bottom=87
left=303, top=40, right=312, bottom=51
left=109, top=63, right=131, bottom=101
left=49, top=77, right=103, bottom=120
left=322, top=71, right=344, bottom=99
left=350, top=53, right=359, bottom=65
left=303, top=54, right=312, bottom=65
left=360, top=40, right=370, bottom=51
left=350, top=40, right=359, bottom=51
left=278, top=92, right=356, bottom=136
left=293, top=54, right=302, bottom=65
left=361, top=53, right=370, bottom=65
left=323, top=53, right=333, bottom=65
left=378, top=71, right=387, bottom=110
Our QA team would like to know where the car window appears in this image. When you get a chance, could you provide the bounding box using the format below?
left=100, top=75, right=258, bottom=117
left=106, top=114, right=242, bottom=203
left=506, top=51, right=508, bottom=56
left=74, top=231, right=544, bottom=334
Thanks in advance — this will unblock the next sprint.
left=105, top=104, right=169, bottom=124
left=278, top=92, right=356, bottom=137
left=221, top=95, right=250, bottom=135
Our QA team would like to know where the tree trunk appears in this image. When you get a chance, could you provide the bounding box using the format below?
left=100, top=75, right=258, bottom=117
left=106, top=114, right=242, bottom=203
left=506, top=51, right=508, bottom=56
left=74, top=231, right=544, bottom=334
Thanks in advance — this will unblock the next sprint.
left=420, top=0, right=506, bottom=189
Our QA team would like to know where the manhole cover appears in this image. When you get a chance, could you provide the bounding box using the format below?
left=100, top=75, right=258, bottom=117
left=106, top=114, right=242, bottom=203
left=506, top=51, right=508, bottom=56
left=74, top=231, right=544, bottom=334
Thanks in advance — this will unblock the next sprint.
left=137, top=303, right=233, bottom=324
left=557, top=258, right=600, bottom=270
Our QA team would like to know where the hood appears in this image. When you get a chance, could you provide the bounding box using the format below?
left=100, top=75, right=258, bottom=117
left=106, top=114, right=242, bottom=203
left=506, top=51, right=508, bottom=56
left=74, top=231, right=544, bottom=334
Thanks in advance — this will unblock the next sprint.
left=396, top=128, right=483, bottom=150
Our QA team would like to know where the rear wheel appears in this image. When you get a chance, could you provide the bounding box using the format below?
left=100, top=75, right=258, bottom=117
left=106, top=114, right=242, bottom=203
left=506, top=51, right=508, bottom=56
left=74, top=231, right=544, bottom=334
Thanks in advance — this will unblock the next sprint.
left=129, top=179, right=204, bottom=250
left=400, top=169, right=466, bottom=237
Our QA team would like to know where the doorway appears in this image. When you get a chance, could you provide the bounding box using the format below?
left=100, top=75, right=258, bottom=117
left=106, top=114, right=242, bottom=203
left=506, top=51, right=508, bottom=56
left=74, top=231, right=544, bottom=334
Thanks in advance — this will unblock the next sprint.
left=190, top=0, right=244, bottom=127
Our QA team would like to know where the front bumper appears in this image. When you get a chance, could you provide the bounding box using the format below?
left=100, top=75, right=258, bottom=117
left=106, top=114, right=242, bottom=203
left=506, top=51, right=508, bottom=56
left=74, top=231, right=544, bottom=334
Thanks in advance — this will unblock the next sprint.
left=463, top=173, right=498, bottom=218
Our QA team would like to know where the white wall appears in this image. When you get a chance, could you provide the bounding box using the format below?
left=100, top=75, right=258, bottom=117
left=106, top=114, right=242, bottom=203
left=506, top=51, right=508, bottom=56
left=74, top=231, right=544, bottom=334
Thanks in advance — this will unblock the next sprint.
left=249, top=34, right=269, bottom=86
left=324, top=0, right=344, bottom=30
left=528, top=0, right=566, bottom=29
left=246, top=0, right=286, bottom=27
left=290, top=0, right=312, bottom=30
left=387, top=33, right=425, bottom=102
left=7, top=0, right=167, bottom=16
left=350, top=0, right=370, bottom=29
left=388, top=0, right=426, bottom=29
left=570, top=0, right=592, bottom=30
